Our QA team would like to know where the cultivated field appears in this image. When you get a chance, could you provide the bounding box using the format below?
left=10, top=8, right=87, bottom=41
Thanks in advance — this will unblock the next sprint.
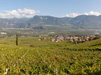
left=0, top=37, right=101, bottom=75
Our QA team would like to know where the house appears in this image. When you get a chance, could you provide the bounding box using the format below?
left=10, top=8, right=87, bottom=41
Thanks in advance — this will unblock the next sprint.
left=0, top=32, right=7, bottom=35
left=51, top=38, right=55, bottom=42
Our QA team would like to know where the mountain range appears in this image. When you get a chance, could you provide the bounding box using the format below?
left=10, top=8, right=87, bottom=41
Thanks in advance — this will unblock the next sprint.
left=0, top=15, right=101, bottom=29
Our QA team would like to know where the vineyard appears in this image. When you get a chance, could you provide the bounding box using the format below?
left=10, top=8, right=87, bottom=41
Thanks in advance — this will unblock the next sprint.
left=0, top=37, right=101, bottom=75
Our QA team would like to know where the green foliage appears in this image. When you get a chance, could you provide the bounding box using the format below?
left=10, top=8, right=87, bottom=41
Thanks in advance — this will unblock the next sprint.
left=16, top=34, right=18, bottom=46
left=0, top=37, right=101, bottom=75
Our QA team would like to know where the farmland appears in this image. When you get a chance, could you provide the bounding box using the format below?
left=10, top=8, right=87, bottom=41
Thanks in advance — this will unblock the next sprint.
left=0, top=37, right=101, bottom=75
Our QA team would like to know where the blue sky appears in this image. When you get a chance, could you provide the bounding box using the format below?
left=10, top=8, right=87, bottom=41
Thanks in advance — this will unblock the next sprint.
left=0, top=0, right=101, bottom=18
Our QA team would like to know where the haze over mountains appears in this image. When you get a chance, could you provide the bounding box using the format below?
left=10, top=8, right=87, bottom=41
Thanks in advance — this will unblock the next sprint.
left=0, top=15, right=101, bottom=29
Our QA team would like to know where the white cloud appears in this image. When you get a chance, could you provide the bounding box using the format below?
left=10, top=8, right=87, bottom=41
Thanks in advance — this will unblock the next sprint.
left=66, top=13, right=80, bottom=18
left=84, top=11, right=101, bottom=16
left=0, top=8, right=37, bottom=18
left=66, top=11, right=101, bottom=17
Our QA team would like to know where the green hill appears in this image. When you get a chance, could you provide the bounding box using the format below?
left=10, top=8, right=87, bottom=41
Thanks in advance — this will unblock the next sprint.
left=0, top=37, right=101, bottom=75
left=65, top=38, right=101, bottom=49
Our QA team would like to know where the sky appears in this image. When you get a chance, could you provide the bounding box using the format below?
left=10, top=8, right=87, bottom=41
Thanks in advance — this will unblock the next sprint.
left=0, top=0, right=101, bottom=18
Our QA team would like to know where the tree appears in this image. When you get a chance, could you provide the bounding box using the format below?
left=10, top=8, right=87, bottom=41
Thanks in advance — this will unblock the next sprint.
left=16, top=34, right=18, bottom=46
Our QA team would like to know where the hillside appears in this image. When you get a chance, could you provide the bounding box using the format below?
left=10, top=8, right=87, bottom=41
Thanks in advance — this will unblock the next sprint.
left=65, top=38, right=101, bottom=49
left=0, top=15, right=101, bottom=30
left=25, top=15, right=101, bottom=29
left=28, top=15, right=71, bottom=26
left=70, top=15, right=101, bottom=29
left=0, top=18, right=17, bottom=28
left=0, top=37, right=101, bottom=75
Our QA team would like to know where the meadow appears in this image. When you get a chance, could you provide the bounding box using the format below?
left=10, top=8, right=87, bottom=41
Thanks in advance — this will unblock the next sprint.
left=0, top=36, right=101, bottom=75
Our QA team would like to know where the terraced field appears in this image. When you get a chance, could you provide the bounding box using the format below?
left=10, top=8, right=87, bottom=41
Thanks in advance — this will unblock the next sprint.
left=0, top=37, right=101, bottom=75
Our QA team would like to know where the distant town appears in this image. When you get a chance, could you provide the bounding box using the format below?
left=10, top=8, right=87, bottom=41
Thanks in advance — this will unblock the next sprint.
left=51, top=35, right=101, bottom=44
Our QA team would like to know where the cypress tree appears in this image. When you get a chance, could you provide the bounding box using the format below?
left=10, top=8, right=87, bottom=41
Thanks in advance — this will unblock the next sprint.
left=16, top=34, right=18, bottom=46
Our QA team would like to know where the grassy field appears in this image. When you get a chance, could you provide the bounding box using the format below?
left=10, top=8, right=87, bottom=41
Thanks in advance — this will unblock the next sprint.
left=0, top=37, right=101, bottom=75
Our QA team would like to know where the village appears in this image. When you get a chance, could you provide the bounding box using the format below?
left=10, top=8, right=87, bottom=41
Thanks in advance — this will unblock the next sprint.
left=51, top=35, right=101, bottom=44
